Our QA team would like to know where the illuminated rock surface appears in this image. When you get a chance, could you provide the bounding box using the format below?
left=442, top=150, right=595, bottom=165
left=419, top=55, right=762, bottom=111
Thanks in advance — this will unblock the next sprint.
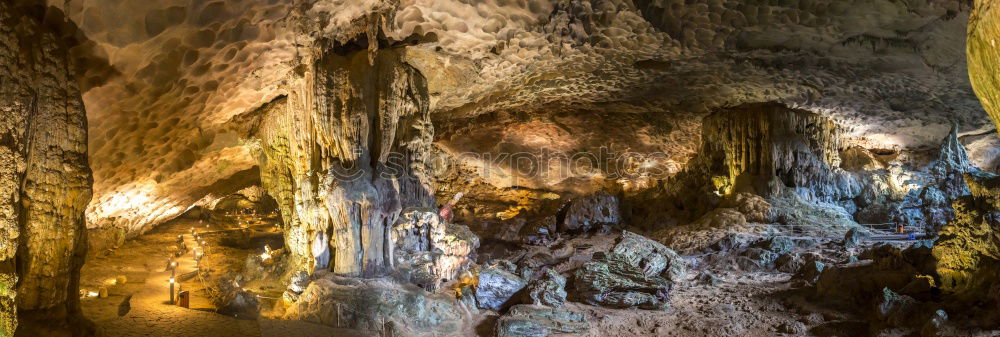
left=0, top=2, right=92, bottom=335
left=5, top=0, right=1000, bottom=336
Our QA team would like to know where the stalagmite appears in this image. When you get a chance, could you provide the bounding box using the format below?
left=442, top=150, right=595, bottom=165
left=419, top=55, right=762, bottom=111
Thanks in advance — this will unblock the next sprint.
left=0, top=2, right=92, bottom=334
left=250, top=43, right=434, bottom=277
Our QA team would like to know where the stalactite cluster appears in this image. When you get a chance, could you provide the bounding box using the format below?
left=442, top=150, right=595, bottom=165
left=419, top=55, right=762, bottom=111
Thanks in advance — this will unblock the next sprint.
left=251, top=46, right=433, bottom=277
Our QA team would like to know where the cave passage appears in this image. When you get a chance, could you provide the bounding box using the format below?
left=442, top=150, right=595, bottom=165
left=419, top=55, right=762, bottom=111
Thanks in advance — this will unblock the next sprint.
left=6, top=0, right=1000, bottom=337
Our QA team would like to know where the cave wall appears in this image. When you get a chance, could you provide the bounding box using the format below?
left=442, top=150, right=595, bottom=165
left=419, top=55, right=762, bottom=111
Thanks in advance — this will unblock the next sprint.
left=628, top=103, right=860, bottom=228
left=251, top=46, right=434, bottom=276
left=0, top=1, right=92, bottom=334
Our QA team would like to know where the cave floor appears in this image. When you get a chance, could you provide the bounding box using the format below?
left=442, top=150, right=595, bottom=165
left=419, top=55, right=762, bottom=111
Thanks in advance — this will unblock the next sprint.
left=80, top=218, right=359, bottom=337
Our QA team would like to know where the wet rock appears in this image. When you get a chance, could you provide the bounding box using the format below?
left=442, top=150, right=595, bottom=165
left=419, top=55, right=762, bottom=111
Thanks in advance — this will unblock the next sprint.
left=527, top=269, right=567, bottom=307
left=876, top=287, right=922, bottom=327
left=558, top=192, right=621, bottom=233
left=476, top=264, right=528, bottom=311
left=283, top=275, right=463, bottom=335
left=392, top=208, right=480, bottom=291
left=495, top=304, right=589, bottom=337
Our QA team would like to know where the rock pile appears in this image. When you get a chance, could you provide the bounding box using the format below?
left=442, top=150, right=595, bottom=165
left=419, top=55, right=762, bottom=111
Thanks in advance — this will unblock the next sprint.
left=574, top=231, right=685, bottom=310
left=391, top=208, right=480, bottom=291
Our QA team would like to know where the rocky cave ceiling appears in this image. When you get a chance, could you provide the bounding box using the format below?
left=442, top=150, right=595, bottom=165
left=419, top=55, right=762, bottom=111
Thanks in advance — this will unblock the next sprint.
left=45, top=0, right=994, bottom=237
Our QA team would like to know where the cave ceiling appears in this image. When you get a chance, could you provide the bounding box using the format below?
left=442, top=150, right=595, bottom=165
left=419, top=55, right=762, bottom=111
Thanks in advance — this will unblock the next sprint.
left=48, top=0, right=993, bottom=234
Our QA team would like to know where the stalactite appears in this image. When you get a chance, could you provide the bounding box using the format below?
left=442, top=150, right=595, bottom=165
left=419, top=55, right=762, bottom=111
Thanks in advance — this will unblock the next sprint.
left=252, top=45, right=433, bottom=277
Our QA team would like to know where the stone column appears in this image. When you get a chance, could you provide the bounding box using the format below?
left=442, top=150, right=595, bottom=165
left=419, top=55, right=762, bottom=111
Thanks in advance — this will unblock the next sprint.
left=253, top=47, right=433, bottom=277
left=0, top=2, right=93, bottom=334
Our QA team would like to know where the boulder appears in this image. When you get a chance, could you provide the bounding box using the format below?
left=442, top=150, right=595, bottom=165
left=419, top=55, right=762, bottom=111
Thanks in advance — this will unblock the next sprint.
left=476, top=264, right=528, bottom=311
left=920, top=310, right=948, bottom=337
left=753, top=236, right=795, bottom=255
left=875, top=287, right=922, bottom=327
left=574, top=254, right=672, bottom=310
left=527, top=269, right=567, bottom=307
left=737, top=248, right=779, bottom=270
left=573, top=231, right=682, bottom=310
left=216, top=287, right=261, bottom=320
left=794, top=260, right=825, bottom=283
left=496, top=305, right=589, bottom=337
left=392, top=208, right=480, bottom=291
left=775, top=253, right=802, bottom=273
left=611, top=231, right=688, bottom=283
left=558, top=192, right=621, bottom=233
left=288, top=271, right=310, bottom=293
left=520, top=216, right=559, bottom=246
left=282, top=270, right=312, bottom=302
left=719, top=193, right=774, bottom=223
left=843, top=228, right=868, bottom=248
left=283, top=275, right=463, bottom=335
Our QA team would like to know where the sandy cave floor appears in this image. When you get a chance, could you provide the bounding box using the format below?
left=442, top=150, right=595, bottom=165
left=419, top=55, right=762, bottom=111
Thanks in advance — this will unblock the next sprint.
left=78, top=217, right=361, bottom=337
left=74, top=214, right=1000, bottom=337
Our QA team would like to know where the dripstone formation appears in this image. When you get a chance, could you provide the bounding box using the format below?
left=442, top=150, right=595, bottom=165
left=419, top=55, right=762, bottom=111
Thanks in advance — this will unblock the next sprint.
left=0, top=2, right=92, bottom=335
left=247, top=43, right=434, bottom=276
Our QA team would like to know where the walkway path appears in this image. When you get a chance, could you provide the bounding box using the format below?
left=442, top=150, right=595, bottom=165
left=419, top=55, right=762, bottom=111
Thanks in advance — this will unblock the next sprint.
left=98, top=231, right=260, bottom=337
left=84, top=219, right=356, bottom=337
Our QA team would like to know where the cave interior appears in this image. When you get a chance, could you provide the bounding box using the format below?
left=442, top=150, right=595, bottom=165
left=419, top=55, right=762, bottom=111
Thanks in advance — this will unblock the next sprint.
left=4, top=0, right=1000, bottom=336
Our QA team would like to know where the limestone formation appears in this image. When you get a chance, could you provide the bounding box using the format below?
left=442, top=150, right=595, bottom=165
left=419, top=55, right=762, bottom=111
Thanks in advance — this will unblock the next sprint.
left=574, top=231, right=681, bottom=310
left=0, top=2, right=92, bottom=334
left=932, top=172, right=1000, bottom=293
left=283, top=274, right=464, bottom=336
left=249, top=43, right=434, bottom=276
left=391, top=208, right=479, bottom=291
left=495, top=305, right=589, bottom=337
left=476, top=263, right=527, bottom=311
left=558, top=192, right=622, bottom=233
left=526, top=269, right=567, bottom=308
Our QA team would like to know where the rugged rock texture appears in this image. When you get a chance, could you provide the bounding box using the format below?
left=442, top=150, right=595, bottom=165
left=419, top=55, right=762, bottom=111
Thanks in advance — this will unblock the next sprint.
left=631, top=103, right=860, bottom=228
left=283, top=274, right=464, bottom=336
left=247, top=43, right=434, bottom=275
left=391, top=208, right=479, bottom=291
left=476, top=263, right=527, bottom=311
left=573, top=231, right=682, bottom=310
left=62, top=0, right=994, bottom=243
left=969, top=0, right=1000, bottom=130
left=526, top=269, right=567, bottom=308
left=495, top=304, right=589, bottom=337
left=0, top=2, right=92, bottom=334
left=932, top=172, right=1000, bottom=293
left=558, top=192, right=621, bottom=234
